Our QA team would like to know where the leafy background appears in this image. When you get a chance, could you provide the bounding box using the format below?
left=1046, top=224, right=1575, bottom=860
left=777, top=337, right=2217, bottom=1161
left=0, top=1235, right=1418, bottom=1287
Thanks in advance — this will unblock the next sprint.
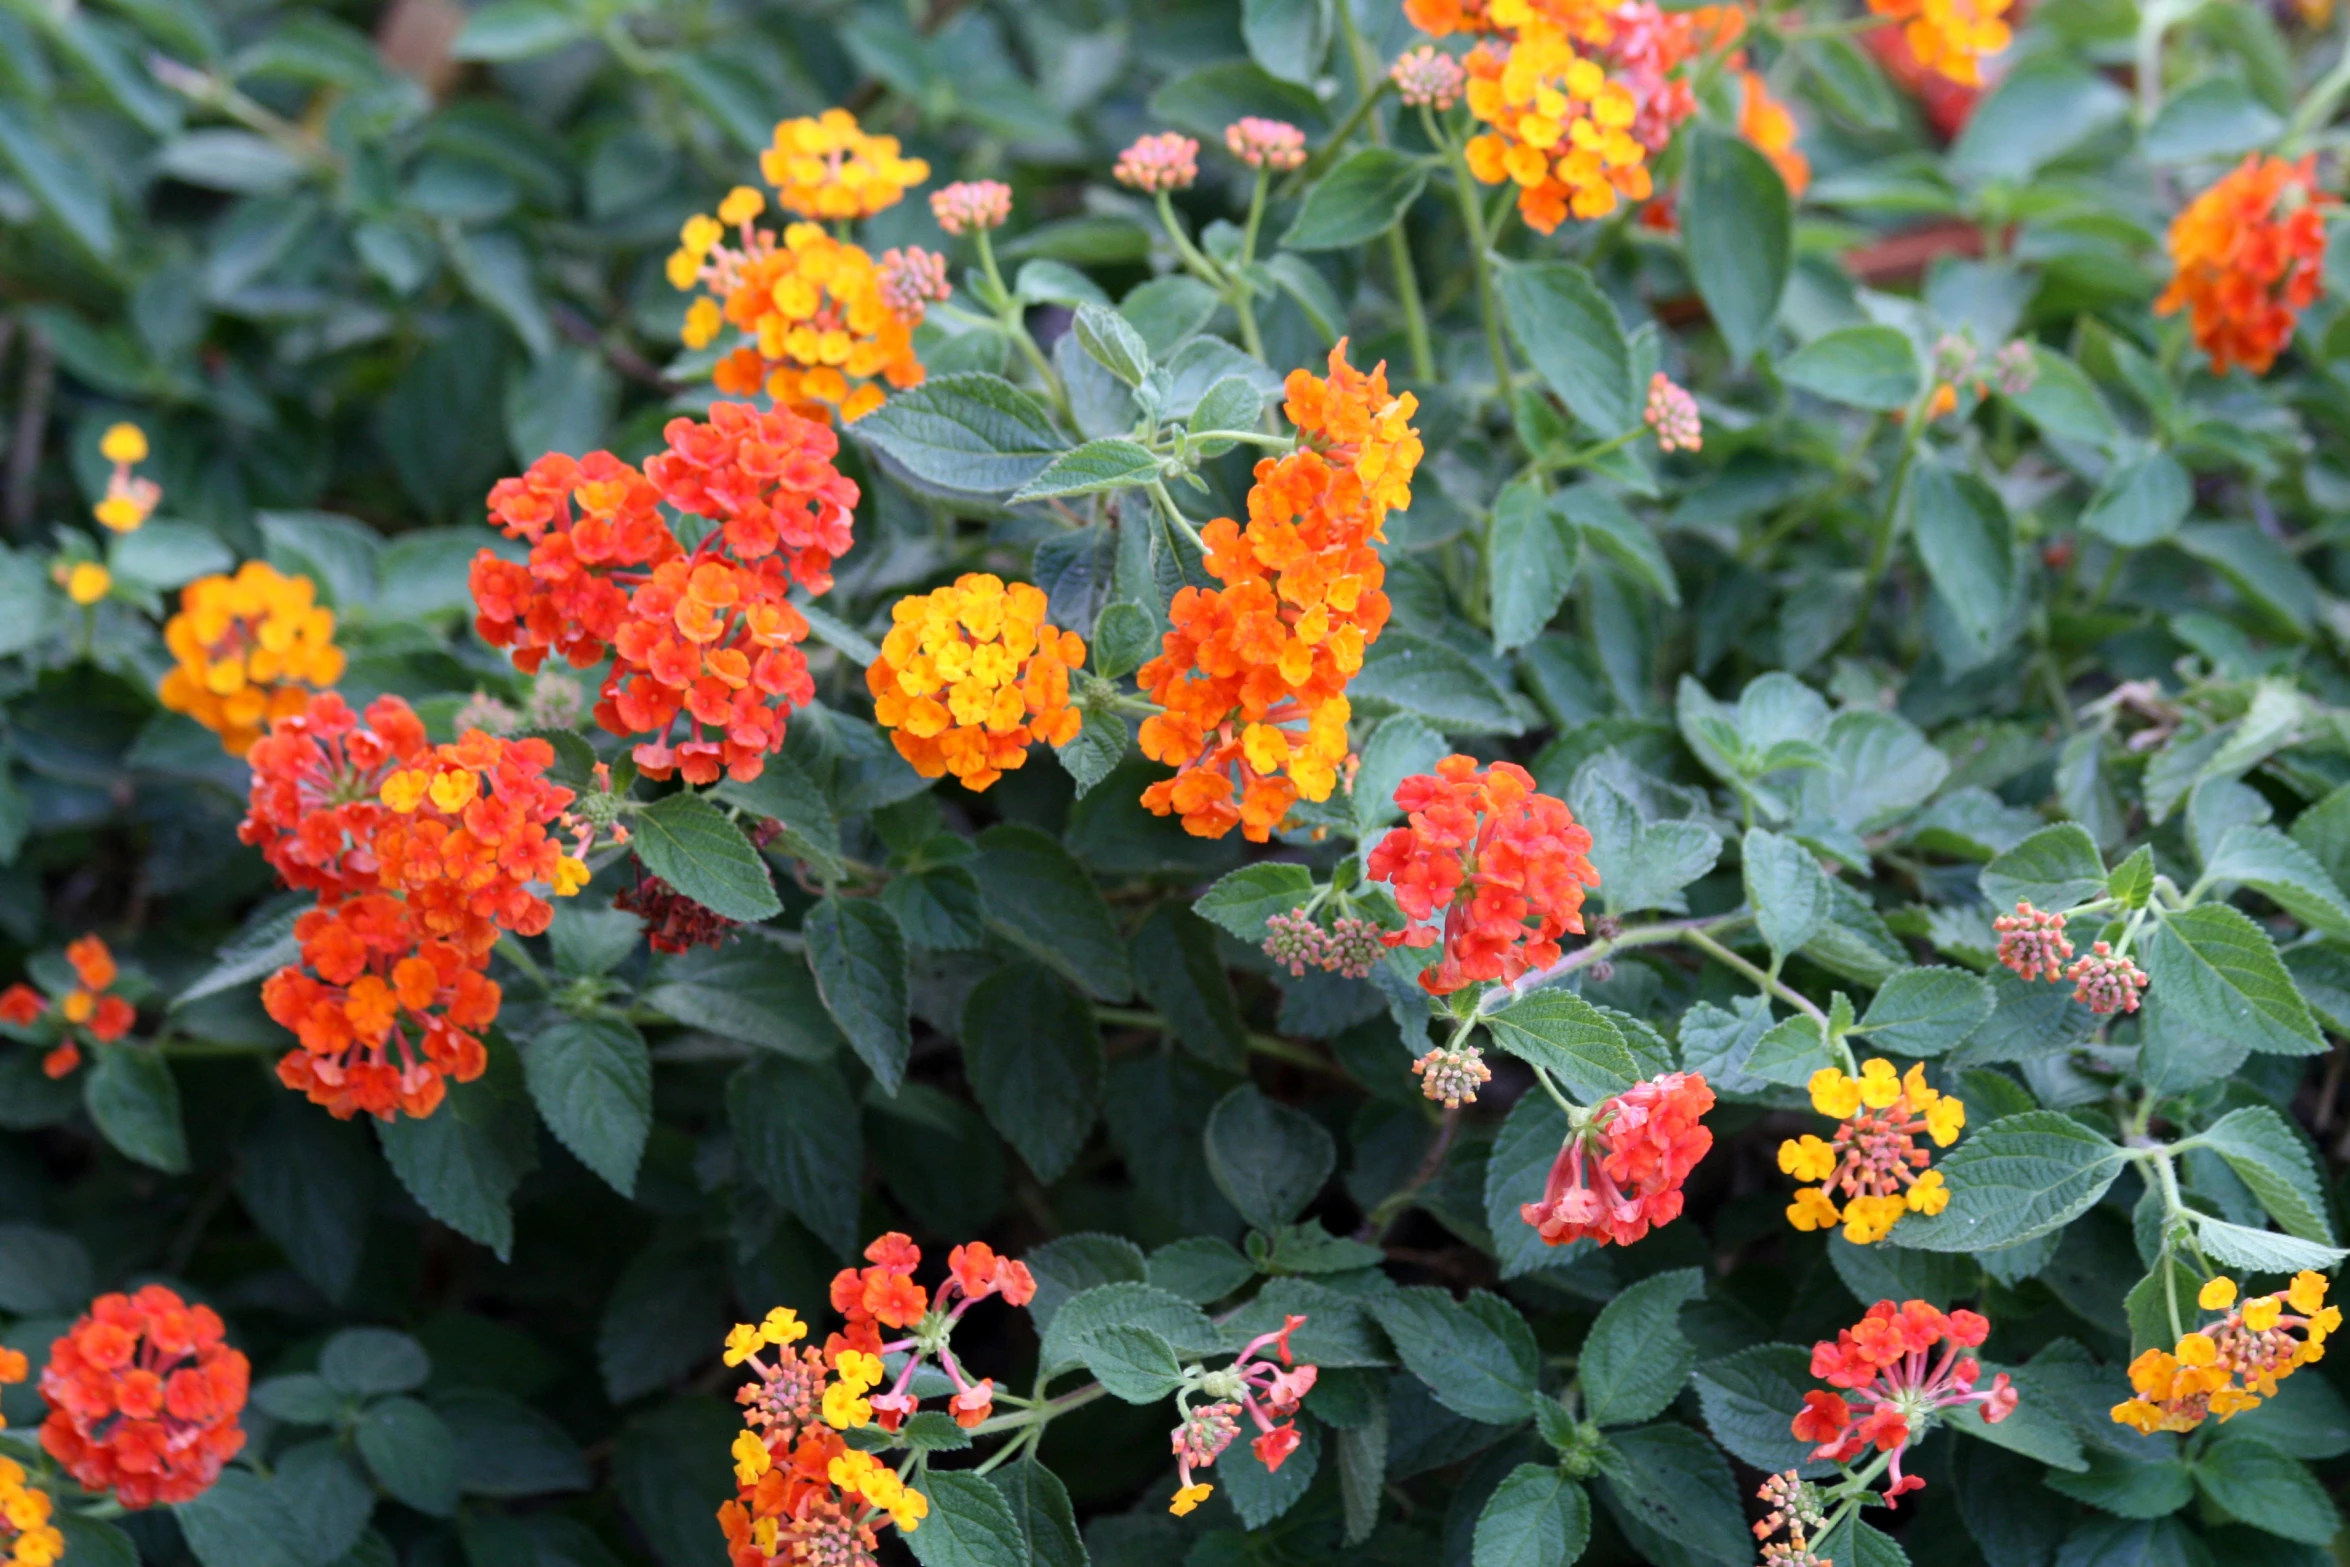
left=4, top=0, right=2350, bottom=1565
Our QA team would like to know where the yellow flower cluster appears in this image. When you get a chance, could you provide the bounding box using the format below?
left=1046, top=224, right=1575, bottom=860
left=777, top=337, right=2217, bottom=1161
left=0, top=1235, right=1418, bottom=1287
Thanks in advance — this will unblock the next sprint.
left=824, top=1448, right=930, bottom=1534
left=759, top=109, right=930, bottom=220
left=157, top=561, right=347, bottom=756
left=868, top=575, right=1087, bottom=792
left=95, top=422, right=159, bottom=533
left=723, top=1305, right=808, bottom=1368
left=1780, top=1059, right=1963, bottom=1244
left=671, top=192, right=924, bottom=423
left=2114, top=1273, right=2340, bottom=1434
left=1463, top=8, right=1649, bottom=230
left=0, top=1348, right=62, bottom=1567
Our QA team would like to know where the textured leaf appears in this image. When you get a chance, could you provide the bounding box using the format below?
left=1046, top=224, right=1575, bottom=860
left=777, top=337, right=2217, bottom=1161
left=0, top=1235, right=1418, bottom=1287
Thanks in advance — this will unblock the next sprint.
left=1009, top=437, right=1158, bottom=500
left=960, top=963, right=1103, bottom=1183
left=973, top=824, right=1132, bottom=1000
left=84, top=1046, right=187, bottom=1173
left=1692, top=1345, right=1834, bottom=1478
left=908, top=1470, right=1030, bottom=1567
left=856, top=374, right=1063, bottom=496
left=2192, top=1437, right=2337, bottom=1546
left=804, top=894, right=912, bottom=1093
left=1681, top=129, right=1791, bottom=364
left=1371, top=1286, right=1538, bottom=1426
left=727, top=1057, right=861, bottom=1257
left=2196, top=1105, right=2334, bottom=1243
left=1194, top=862, right=1315, bottom=940
left=1980, top=823, right=2107, bottom=913
left=1744, top=828, right=1831, bottom=964
left=1781, top=326, right=1921, bottom=410
left=523, top=1014, right=650, bottom=1197
left=1481, top=989, right=1637, bottom=1101
left=1581, top=1268, right=1703, bottom=1428
left=2140, top=903, right=2323, bottom=1056
left=1488, top=480, right=1582, bottom=655
left=375, top=1049, right=537, bottom=1261
left=1204, top=1085, right=1334, bottom=1230
left=1282, top=147, right=1426, bottom=250
left=1473, top=1466, right=1592, bottom=1567
left=1891, top=1111, right=2127, bottom=1252
left=1500, top=259, right=1632, bottom=434
left=1594, top=1422, right=1752, bottom=1567
left=629, top=794, right=780, bottom=923
left=1855, top=966, right=1994, bottom=1057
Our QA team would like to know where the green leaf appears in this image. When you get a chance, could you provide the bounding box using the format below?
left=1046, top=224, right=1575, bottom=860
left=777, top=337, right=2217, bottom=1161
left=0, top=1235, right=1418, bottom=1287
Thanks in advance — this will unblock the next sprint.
left=1802, top=35, right=1898, bottom=128
left=2144, top=77, right=2284, bottom=164
left=84, top=1045, right=187, bottom=1172
left=1890, top=1111, right=2128, bottom=1252
left=1809, top=1519, right=1910, bottom=1567
left=629, top=794, right=781, bottom=924
left=2080, top=450, right=2191, bottom=547
left=804, top=895, right=912, bottom=1093
left=1081, top=1322, right=1185, bottom=1403
left=1744, top=828, right=1832, bottom=964
left=1054, top=703, right=1128, bottom=797
left=356, top=1396, right=460, bottom=1517
left=973, top=824, right=1133, bottom=1000
left=1485, top=1091, right=1573, bottom=1280
left=2005, top=347, right=2121, bottom=449
left=232, top=1104, right=371, bottom=1303
left=1692, top=1345, right=1834, bottom=1477
left=855, top=374, right=1063, bottom=496
left=1241, top=0, right=1328, bottom=84
left=1780, top=326, right=1921, bottom=411
left=1353, top=631, right=1529, bottom=735
left=2197, top=1105, right=2333, bottom=1243
left=1855, top=966, right=1994, bottom=1057
left=2044, top=1449, right=2194, bottom=1518
left=1147, top=1236, right=1255, bottom=1303
left=1594, top=1422, right=1752, bottom=1567
left=908, top=1470, right=1030, bottom=1567
left=376, top=1048, right=537, bottom=1261
left=1481, top=989, right=1638, bottom=1101
left=1009, top=438, right=1159, bottom=501
left=1091, top=600, right=1157, bottom=681
left=0, top=1226, right=96, bottom=1315
left=1372, top=1286, right=1539, bottom=1426
left=1129, top=903, right=1247, bottom=1069
left=451, top=0, right=587, bottom=60
left=2193, top=1437, right=2338, bottom=1546
left=1473, top=1466, right=1592, bottom=1567
left=1980, top=823, right=2107, bottom=913
left=643, top=939, right=846, bottom=1060
left=2126, top=1255, right=2207, bottom=1358
left=1282, top=148, right=1428, bottom=251
left=1071, top=302, right=1152, bottom=386
left=1743, top=1011, right=1835, bottom=1088
left=1489, top=481, right=1582, bottom=655
left=986, top=1459, right=1087, bottom=1567
left=1951, top=1360, right=2087, bottom=1472
left=1557, top=486, right=1679, bottom=605
left=1195, top=862, right=1316, bottom=941
left=1570, top=768, right=1719, bottom=919
left=2141, top=904, right=2323, bottom=1057
left=1222, top=1413, right=1321, bottom=1526
left=1907, top=463, right=2014, bottom=657
left=1039, top=1281, right=1221, bottom=1374
left=176, top=1471, right=308, bottom=1567
left=1682, top=128, right=1791, bottom=365
left=960, top=963, right=1103, bottom=1183
left=52, top=1518, right=140, bottom=1567
left=1205, top=1085, right=1334, bottom=1230
left=1582, top=1268, right=1703, bottom=1428
left=436, top=1389, right=590, bottom=1496
left=2193, top=1215, right=2348, bottom=1274
left=1499, top=259, right=1633, bottom=435
left=2200, top=824, right=2350, bottom=940
left=614, top=1398, right=736, bottom=1567
left=321, top=1326, right=430, bottom=1395
left=0, top=103, right=115, bottom=259
left=522, top=1014, right=651, bottom=1197
left=727, top=1057, right=861, bottom=1257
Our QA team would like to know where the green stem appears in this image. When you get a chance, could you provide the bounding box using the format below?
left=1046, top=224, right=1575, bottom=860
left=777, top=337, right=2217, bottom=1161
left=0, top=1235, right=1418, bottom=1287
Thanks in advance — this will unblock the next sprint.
left=1682, top=926, right=1828, bottom=1023
left=1423, top=106, right=1515, bottom=402
left=1154, top=190, right=1229, bottom=289
left=1536, top=424, right=1643, bottom=473
left=1529, top=1061, right=1580, bottom=1118
left=963, top=1380, right=1110, bottom=1439
left=2285, top=22, right=2350, bottom=152
left=1234, top=168, right=1270, bottom=361
left=975, top=230, right=1072, bottom=424
left=1149, top=479, right=1208, bottom=553
left=1094, top=1007, right=1345, bottom=1077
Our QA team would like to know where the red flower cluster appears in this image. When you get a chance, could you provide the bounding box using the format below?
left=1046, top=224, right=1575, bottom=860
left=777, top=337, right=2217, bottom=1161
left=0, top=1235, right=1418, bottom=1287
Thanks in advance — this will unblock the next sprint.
left=1368, top=755, right=1600, bottom=994
left=1, top=934, right=136, bottom=1079
left=471, top=404, right=858, bottom=784
left=244, top=693, right=587, bottom=1120
left=1167, top=1315, right=1319, bottom=1516
left=826, top=1233, right=1034, bottom=1431
left=2157, top=153, right=2333, bottom=377
left=1792, top=1300, right=2015, bottom=1507
left=1137, top=343, right=1420, bottom=841
left=40, top=1285, right=249, bottom=1508
left=1520, top=1070, right=1714, bottom=1247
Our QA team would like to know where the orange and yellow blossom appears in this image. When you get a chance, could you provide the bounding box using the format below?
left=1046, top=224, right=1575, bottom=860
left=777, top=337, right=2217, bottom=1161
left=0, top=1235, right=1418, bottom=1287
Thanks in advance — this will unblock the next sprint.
left=2157, top=153, right=2333, bottom=378
left=1780, top=1060, right=1964, bottom=1245
left=1738, top=68, right=1809, bottom=198
left=670, top=187, right=925, bottom=423
left=95, top=422, right=160, bottom=533
left=2114, top=1272, right=2340, bottom=1433
left=1865, top=0, right=2012, bottom=87
left=157, top=561, right=348, bottom=756
left=758, top=109, right=929, bottom=221
left=868, top=576, right=1086, bottom=792
left=1463, top=12, right=1650, bottom=230
left=1137, top=343, right=1421, bottom=842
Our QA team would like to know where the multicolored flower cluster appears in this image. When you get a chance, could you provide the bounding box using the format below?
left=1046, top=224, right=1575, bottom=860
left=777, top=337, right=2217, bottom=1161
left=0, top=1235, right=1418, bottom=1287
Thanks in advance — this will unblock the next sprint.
left=0, top=1348, right=61, bottom=1567
left=1780, top=1061, right=1963, bottom=1244
left=1595, top=3, right=1745, bottom=154
left=94, top=422, right=159, bottom=534
left=472, top=406, right=857, bottom=785
left=758, top=110, right=929, bottom=220
left=617, top=873, right=740, bottom=954
left=671, top=187, right=925, bottom=422
left=1790, top=1300, right=2015, bottom=1508
left=1865, top=0, right=2012, bottom=86
left=2112, top=1272, right=2339, bottom=1433
left=1411, top=1040, right=1494, bottom=1108
left=1167, top=1315, right=1318, bottom=1516
left=1225, top=117, right=1307, bottom=171
left=243, top=692, right=587, bottom=1120
left=2157, top=153, right=2333, bottom=377
left=1992, top=900, right=2148, bottom=1015
left=1462, top=11, right=1651, bottom=230
left=0, top=934, right=136, bottom=1079
left=1752, top=1470, right=1828, bottom=1567
left=1261, top=908, right=1387, bottom=979
left=1519, top=1069, right=1714, bottom=1246
left=40, top=1285, right=250, bottom=1508
left=1138, top=345, right=1418, bottom=840
left=156, top=561, right=347, bottom=757
left=867, top=576, right=1087, bottom=791
left=824, top=1234, right=1034, bottom=1428
left=1368, top=755, right=1599, bottom=995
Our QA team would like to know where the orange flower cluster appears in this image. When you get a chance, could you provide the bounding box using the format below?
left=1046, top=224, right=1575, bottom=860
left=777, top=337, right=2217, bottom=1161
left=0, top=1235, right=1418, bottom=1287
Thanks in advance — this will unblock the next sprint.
left=2113, top=1273, right=2338, bottom=1434
left=0, top=1411, right=62, bottom=1567
left=1461, top=0, right=1653, bottom=229
left=1865, top=0, right=2011, bottom=87
left=0, top=934, right=135, bottom=1080
left=1406, top=0, right=1613, bottom=42
left=718, top=1234, right=1036, bottom=1567
left=1367, top=755, right=1599, bottom=994
left=1738, top=68, right=1809, bottom=197
left=671, top=187, right=925, bottom=422
left=2157, top=153, right=2333, bottom=377
left=1520, top=1071, right=1714, bottom=1247
left=156, top=560, right=347, bottom=756
left=244, top=692, right=587, bottom=1120
left=868, top=576, right=1087, bottom=791
left=40, top=1285, right=250, bottom=1508
left=1779, top=1061, right=1964, bottom=1245
left=1138, top=343, right=1420, bottom=841
left=759, top=110, right=929, bottom=220
left=472, top=406, right=857, bottom=785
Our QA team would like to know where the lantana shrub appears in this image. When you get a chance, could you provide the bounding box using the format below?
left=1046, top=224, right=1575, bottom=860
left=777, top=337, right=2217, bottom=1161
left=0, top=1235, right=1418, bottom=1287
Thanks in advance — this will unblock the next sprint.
left=6, top=0, right=2350, bottom=1564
